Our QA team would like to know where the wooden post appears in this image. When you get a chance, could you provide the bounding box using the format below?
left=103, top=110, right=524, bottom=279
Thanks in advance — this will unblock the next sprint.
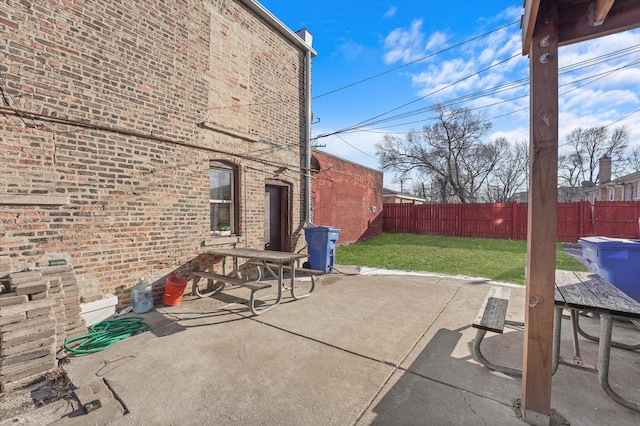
left=512, top=201, right=518, bottom=240
left=579, top=200, right=585, bottom=238
left=522, top=1, right=558, bottom=424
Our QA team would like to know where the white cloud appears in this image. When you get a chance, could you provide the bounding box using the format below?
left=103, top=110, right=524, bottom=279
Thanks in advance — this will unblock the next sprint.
left=384, top=5, right=397, bottom=19
left=425, top=31, right=447, bottom=52
left=561, top=88, right=638, bottom=112
left=489, top=127, right=529, bottom=144
left=482, top=5, right=522, bottom=25
left=334, top=38, right=364, bottom=61
left=383, top=19, right=426, bottom=64
left=315, top=127, right=381, bottom=162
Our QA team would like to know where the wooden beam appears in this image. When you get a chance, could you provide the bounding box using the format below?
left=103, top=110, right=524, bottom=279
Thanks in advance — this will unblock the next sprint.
left=521, top=0, right=541, bottom=55
left=524, top=0, right=640, bottom=54
left=558, top=0, right=640, bottom=46
left=522, top=0, right=558, bottom=424
left=594, top=0, right=616, bottom=23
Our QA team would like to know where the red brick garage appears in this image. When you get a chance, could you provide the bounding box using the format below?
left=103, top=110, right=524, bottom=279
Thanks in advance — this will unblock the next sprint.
left=310, top=150, right=383, bottom=245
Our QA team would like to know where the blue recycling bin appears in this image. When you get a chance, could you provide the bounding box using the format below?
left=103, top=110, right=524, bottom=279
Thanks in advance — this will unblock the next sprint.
left=304, top=226, right=340, bottom=273
left=579, top=236, right=640, bottom=303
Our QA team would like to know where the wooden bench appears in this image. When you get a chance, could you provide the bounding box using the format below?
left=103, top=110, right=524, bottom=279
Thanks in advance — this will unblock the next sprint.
left=191, top=271, right=272, bottom=315
left=471, top=286, right=523, bottom=376
left=473, top=286, right=511, bottom=334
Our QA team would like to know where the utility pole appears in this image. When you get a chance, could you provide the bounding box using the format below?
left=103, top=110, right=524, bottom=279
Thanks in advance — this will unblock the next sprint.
left=399, top=177, right=411, bottom=193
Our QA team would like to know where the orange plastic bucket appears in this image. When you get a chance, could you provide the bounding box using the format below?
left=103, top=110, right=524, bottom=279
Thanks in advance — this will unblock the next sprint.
left=163, top=276, right=187, bottom=306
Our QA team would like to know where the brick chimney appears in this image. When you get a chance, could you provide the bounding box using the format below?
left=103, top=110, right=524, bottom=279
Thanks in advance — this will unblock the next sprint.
left=599, top=156, right=611, bottom=184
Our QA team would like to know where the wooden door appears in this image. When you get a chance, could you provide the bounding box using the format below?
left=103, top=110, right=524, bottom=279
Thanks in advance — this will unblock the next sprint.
left=264, top=184, right=290, bottom=251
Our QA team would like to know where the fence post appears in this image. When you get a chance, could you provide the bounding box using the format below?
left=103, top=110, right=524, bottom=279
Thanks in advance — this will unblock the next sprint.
left=512, top=201, right=518, bottom=240
left=410, top=201, right=415, bottom=233
left=579, top=200, right=585, bottom=238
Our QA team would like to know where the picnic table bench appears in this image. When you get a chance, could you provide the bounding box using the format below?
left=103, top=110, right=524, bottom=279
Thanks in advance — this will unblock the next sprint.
left=472, top=286, right=524, bottom=377
left=191, top=248, right=311, bottom=315
left=472, top=270, right=640, bottom=412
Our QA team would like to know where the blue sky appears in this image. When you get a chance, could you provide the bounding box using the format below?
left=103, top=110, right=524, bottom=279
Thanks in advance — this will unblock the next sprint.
left=260, top=1, right=640, bottom=190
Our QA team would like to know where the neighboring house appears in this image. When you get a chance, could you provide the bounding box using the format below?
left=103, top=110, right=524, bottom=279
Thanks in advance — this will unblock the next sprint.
left=382, top=188, right=426, bottom=204
left=583, top=171, right=640, bottom=202
left=512, top=186, right=583, bottom=203
left=1, top=1, right=315, bottom=300
left=310, top=150, right=383, bottom=245
left=511, top=191, right=528, bottom=203
left=582, top=157, right=640, bottom=202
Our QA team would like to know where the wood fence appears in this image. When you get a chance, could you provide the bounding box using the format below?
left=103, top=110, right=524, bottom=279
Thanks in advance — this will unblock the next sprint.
left=383, top=201, right=640, bottom=242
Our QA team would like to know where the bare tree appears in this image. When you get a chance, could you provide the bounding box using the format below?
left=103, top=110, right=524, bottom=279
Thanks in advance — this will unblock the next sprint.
left=559, top=151, right=584, bottom=188
left=485, top=139, right=529, bottom=202
left=376, top=106, right=497, bottom=203
left=559, top=125, right=629, bottom=186
left=623, top=145, right=640, bottom=173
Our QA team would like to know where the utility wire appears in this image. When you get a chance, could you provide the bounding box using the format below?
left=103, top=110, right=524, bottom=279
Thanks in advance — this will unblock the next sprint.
left=333, top=134, right=378, bottom=160
left=205, top=20, right=520, bottom=111
left=313, top=20, right=520, bottom=100
left=314, top=52, right=522, bottom=140
left=326, top=47, right=640, bottom=137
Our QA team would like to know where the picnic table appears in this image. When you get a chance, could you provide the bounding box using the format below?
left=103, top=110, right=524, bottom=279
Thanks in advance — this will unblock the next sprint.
left=473, top=270, right=640, bottom=412
left=191, top=248, right=317, bottom=315
left=554, top=270, right=640, bottom=412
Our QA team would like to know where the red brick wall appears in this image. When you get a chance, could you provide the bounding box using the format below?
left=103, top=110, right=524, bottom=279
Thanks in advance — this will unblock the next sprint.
left=0, top=0, right=308, bottom=303
left=310, top=150, right=383, bottom=245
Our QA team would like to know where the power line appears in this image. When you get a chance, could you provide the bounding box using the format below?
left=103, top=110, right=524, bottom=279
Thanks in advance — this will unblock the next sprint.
left=313, top=20, right=520, bottom=100
left=324, top=46, right=640, bottom=137
left=314, top=52, right=522, bottom=140
left=333, top=134, right=378, bottom=160
left=204, top=20, right=520, bottom=111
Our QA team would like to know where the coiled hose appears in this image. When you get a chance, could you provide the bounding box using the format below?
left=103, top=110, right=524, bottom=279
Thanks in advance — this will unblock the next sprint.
left=63, top=316, right=152, bottom=355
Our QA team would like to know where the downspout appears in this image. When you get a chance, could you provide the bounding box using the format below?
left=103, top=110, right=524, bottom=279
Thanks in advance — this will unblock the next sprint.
left=303, top=47, right=315, bottom=227
left=295, top=28, right=315, bottom=228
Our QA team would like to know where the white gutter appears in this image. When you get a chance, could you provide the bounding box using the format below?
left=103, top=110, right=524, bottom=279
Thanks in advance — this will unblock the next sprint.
left=241, top=0, right=317, bottom=57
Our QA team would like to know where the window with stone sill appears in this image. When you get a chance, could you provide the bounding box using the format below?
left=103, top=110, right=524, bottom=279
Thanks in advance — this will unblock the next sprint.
left=210, top=161, right=238, bottom=236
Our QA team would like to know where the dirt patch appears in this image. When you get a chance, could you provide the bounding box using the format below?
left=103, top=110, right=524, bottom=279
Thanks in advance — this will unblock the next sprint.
left=0, top=367, right=77, bottom=422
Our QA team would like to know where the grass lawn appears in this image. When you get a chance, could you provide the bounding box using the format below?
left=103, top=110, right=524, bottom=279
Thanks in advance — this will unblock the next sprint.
left=336, top=233, right=587, bottom=285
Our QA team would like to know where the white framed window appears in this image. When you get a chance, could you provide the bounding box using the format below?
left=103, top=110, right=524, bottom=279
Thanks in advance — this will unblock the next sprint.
left=635, top=183, right=640, bottom=200
left=210, top=161, right=237, bottom=234
left=607, top=187, right=615, bottom=201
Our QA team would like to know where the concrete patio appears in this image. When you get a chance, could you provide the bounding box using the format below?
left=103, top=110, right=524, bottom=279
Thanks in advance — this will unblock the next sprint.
left=6, top=267, right=640, bottom=425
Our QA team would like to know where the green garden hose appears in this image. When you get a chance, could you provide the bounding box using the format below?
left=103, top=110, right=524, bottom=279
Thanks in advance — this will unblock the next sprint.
left=63, top=316, right=152, bottom=355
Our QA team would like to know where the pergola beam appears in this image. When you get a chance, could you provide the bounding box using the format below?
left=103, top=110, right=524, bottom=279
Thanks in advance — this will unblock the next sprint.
left=593, top=0, right=616, bottom=23
left=521, top=0, right=541, bottom=55
left=523, top=0, right=640, bottom=55
left=558, top=0, right=640, bottom=45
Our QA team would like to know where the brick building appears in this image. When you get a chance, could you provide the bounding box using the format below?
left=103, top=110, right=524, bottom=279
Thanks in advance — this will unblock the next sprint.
left=1, top=1, right=315, bottom=302
left=310, top=150, right=383, bottom=245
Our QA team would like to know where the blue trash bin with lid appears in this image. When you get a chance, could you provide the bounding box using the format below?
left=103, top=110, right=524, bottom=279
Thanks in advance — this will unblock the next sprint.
left=579, top=236, right=640, bottom=303
left=304, top=226, right=340, bottom=273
